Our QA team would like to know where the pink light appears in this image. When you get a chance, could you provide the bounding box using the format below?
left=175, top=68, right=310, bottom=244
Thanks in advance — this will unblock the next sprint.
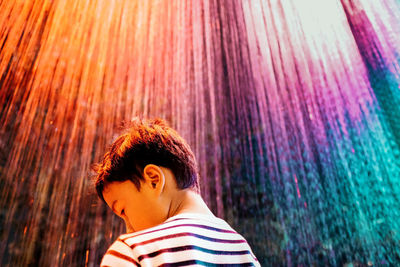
left=294, top=174, right=301, bottom=199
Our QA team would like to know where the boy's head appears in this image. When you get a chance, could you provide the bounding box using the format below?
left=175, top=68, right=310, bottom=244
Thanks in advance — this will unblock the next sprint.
left=92, top=118, right=200, bottom=232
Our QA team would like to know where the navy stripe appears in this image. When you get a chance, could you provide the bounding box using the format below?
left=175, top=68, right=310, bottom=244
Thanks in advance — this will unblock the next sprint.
left=137, top=245, right=251, bottom=261
left=127, top=231, right=246, bottom=249
left=159, top=259, right=255, bottom=266
left=121, top=222, right=236, bottom=242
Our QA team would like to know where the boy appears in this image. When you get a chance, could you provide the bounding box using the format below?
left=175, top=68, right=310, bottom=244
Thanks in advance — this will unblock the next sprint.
left=93, top=118, right=260, bottom=266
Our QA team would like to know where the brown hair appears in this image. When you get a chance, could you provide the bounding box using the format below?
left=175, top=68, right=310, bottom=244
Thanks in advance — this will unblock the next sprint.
left=92, top=118, right=200, bottom=202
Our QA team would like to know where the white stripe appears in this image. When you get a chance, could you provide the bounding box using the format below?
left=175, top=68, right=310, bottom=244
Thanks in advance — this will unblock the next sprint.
left=141, top=249, right=258, bottom=266
left=108, top=240, right=136, bottom=256
left=123, top=221, right=239, bottom=246
left=101, top=253, right=136, bottom=267
left=133, top=234, right=252, bottom=256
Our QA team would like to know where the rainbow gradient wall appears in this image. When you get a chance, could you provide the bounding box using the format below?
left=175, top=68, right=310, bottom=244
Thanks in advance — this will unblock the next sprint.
left=0, top=0, right=400, bottom=266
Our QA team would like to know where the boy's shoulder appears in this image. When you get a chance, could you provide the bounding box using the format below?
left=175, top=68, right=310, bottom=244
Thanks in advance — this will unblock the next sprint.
left=102, top=213, right=260, bottom=266
left=118, top=213, right=237, bottom=245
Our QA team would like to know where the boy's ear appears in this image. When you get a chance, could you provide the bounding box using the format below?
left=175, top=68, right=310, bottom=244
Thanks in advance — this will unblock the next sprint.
left=143, top=164, right=165, bottom=194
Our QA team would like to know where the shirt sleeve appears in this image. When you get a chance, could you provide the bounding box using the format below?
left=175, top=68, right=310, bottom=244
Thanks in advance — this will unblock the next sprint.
left=100, top=239, right=140, bottom=267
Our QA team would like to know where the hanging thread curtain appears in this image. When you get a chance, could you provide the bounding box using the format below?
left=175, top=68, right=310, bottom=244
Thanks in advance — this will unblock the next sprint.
left=0, top=0, right=399, bottom=265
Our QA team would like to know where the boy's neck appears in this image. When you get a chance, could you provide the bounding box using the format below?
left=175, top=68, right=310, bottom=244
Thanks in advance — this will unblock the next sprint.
left=167, top=189, right=214, bottom=218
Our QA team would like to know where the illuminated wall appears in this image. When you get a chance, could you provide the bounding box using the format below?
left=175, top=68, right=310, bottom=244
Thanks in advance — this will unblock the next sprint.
left=0, top=0, right=399, bottom=265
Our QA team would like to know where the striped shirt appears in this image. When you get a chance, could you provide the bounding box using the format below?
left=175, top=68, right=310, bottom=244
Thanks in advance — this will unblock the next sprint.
left=100, top=213, right=260, bottom=266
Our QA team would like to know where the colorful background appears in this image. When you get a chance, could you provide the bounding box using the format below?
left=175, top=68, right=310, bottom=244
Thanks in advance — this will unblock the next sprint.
left=1, top=0, right=400, bottom=266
